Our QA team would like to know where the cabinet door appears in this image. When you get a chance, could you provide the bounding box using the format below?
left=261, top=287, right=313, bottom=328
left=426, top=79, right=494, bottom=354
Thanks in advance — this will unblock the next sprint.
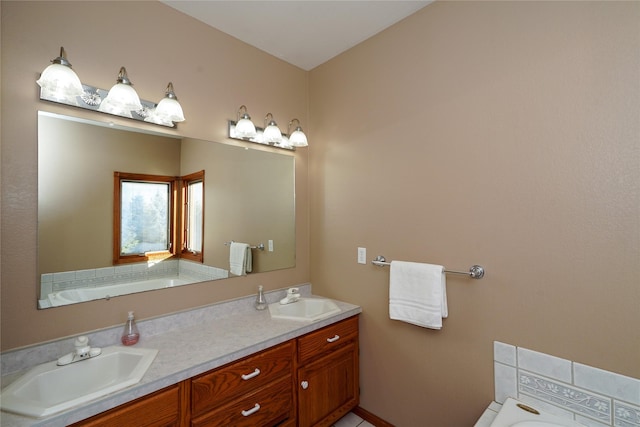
left=297, top=342, right=359, bottom=427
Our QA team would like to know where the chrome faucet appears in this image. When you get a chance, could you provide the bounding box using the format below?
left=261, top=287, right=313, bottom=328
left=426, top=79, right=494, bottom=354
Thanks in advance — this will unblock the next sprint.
left=57, top=336, right=102, bottom=366
left=279, top=287, right=301, bottom=305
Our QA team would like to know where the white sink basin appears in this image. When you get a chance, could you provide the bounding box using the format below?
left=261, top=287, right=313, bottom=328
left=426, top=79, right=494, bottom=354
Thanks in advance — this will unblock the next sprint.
left=268, top=297, right=341, bottom=321
left=489, top=398, right=586, bottom=427
left=0, top=345, right=158, bottom=418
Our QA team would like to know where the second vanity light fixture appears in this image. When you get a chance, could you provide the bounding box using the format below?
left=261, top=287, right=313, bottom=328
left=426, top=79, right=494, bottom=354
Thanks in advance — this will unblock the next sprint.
left=36, top=46, right=185, bottom=128
left=228, top=105, right=308, bottom=151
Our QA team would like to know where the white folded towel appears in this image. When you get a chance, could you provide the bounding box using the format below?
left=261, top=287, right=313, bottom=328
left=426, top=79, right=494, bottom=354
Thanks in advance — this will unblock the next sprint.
left=389, top=261, right=447, bottom=330
left=229, top=242, right=252, bottom=276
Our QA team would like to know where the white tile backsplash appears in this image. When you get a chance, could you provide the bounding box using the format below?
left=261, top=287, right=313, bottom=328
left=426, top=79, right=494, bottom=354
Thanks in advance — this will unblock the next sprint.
left=41, top=259, right=223, bottom=296
left=575, top=414, right=610, bottom=427
left=574, top=363, right=640, bottom=406
left=518, top=347, right=572, bottom=383
left=494, top=341, right=517, bottom=366
left=494, top=341, right=640, bottom=427
left=494, top=361, right=517, bottom=403
left=519, top=370, right=611, bottom=424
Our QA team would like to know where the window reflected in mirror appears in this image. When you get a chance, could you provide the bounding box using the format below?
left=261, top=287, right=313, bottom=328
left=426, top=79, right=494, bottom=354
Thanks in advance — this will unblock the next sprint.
left=114, top=172, right=176, bottom=264
left=181, top=170, right=205, bottom=263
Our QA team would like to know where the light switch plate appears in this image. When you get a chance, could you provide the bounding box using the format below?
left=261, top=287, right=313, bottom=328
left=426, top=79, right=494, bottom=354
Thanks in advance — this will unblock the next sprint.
left=357, top=247, right=366, bottom=264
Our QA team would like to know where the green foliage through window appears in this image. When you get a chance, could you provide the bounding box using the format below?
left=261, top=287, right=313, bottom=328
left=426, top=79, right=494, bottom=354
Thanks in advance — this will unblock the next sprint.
left=120, top=181, right=170, bottom=256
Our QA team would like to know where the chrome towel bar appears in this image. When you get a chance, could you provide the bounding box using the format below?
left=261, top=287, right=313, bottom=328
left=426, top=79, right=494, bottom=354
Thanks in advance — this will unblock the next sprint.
left=224, top=241, right=265, bottom=251
left=371, top=255, right=485, bottom=279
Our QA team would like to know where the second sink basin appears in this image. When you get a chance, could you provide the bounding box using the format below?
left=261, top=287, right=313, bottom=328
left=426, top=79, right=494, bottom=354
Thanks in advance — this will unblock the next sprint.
left=0, top=345, right=158, bottom=418
left=268, top=297, right=341, bottom=321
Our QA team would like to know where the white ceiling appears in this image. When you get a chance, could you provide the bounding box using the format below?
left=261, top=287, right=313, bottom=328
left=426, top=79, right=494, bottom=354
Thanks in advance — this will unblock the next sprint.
left=161, top=1, right=432, bottom=70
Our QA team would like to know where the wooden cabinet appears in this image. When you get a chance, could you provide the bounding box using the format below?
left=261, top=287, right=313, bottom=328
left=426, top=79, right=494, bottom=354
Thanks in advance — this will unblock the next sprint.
left=70, top=382, right=188, bottom=427
left=69, top=315, right=358, bottom=427
left=297, top=316, right=360, bottom=427
left=190, top=341, right=296, bottom=427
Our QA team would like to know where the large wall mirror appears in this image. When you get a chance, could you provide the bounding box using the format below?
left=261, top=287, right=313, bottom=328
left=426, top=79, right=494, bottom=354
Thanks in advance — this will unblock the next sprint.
left=38, top=112, right=295, bottom=308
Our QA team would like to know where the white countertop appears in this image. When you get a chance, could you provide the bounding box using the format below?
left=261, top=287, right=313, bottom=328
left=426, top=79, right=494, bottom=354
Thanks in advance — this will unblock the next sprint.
left=474, top=401, right=501, bottom=427
left=0, top=287, right=361, bottom=427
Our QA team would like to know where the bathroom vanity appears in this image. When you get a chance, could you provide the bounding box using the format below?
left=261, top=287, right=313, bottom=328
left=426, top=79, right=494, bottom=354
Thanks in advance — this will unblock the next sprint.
left=70, top=317, right=358, bottom=427
left=0, top=287, right=361, bottom=427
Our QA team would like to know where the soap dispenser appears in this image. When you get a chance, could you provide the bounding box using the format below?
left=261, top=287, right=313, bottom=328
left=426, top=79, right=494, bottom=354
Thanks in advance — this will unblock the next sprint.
left=255, top=285, right=267, bottom=310
left=121, top=311, right=140, bottom=346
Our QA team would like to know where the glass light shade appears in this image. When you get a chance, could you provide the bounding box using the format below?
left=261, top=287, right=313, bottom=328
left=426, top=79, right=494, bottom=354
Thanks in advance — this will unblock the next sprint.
left=145, top=82, right=185, bottom=126
left=98, top=68, right=143, bottom=118
left=37, top=63, right=84, bottom=105
left=289, top=128, right=308, bottom=147
left=144, top=109, right=174, bottom=127
left=263, top=124, right=282, bottom=143
left=153, top=97, right=185, bottom=122
left=263, top=114, right=282, bottom=143
left=99, top=83, right=143, bottom=118
left=235, top=117, right=257, bottom=138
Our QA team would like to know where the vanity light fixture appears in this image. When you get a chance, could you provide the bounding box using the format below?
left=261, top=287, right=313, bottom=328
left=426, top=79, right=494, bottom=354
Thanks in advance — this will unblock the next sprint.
left=37, top=46, right=184, bottom=128
left=227, top=106, right=307, bottom=150
left=234, top=105, right=257, bottom=139
left=36, top=47, right=85, bottom=105
left=145, top=82, right=185, bottom=126
left=288, top=118, right=308, bottom=147
left=263, top=113, right=283, bottom=144
left=98, top=67, right=143, bottom=118
left=279, top=134, right=293, bottom=149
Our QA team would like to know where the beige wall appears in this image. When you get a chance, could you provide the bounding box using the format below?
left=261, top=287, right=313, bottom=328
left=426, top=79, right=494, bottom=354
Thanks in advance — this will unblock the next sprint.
left=309, top=1, right=639, bottom=426
left=1, top=1, right=309, bottom=350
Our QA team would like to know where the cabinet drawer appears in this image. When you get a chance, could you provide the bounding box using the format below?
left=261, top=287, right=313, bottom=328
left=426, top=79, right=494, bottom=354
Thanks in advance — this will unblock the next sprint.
left=191, top=341, right=294, bottom=416
left=71, top=383, right=183, bottom=427
left=191, top=376, right=293, bottom=427
left=298, top=316, right=358, bottom=365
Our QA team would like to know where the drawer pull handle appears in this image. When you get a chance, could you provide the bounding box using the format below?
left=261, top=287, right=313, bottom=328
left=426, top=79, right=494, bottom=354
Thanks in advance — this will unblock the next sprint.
left=301, top=380, right=309, bottom=390
left=327, top=334, right=340, bottom=343
left=241, top=368, right=261, bottom=380
left=241, top=403, right=261, bottom=417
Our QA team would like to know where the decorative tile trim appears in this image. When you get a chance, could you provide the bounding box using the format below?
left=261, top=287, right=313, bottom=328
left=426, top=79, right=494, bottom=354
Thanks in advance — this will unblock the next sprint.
left=518, top=347, right=572, bottom=383
left=519, top=370, right=611, bottom=424
left=615, top=401, right=640, bottom=427
left=575, top=363, right=640, bottom=406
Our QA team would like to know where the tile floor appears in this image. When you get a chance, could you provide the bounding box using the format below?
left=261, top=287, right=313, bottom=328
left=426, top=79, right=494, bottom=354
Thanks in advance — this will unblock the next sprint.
left=333, top=411, right=375, bottom=427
